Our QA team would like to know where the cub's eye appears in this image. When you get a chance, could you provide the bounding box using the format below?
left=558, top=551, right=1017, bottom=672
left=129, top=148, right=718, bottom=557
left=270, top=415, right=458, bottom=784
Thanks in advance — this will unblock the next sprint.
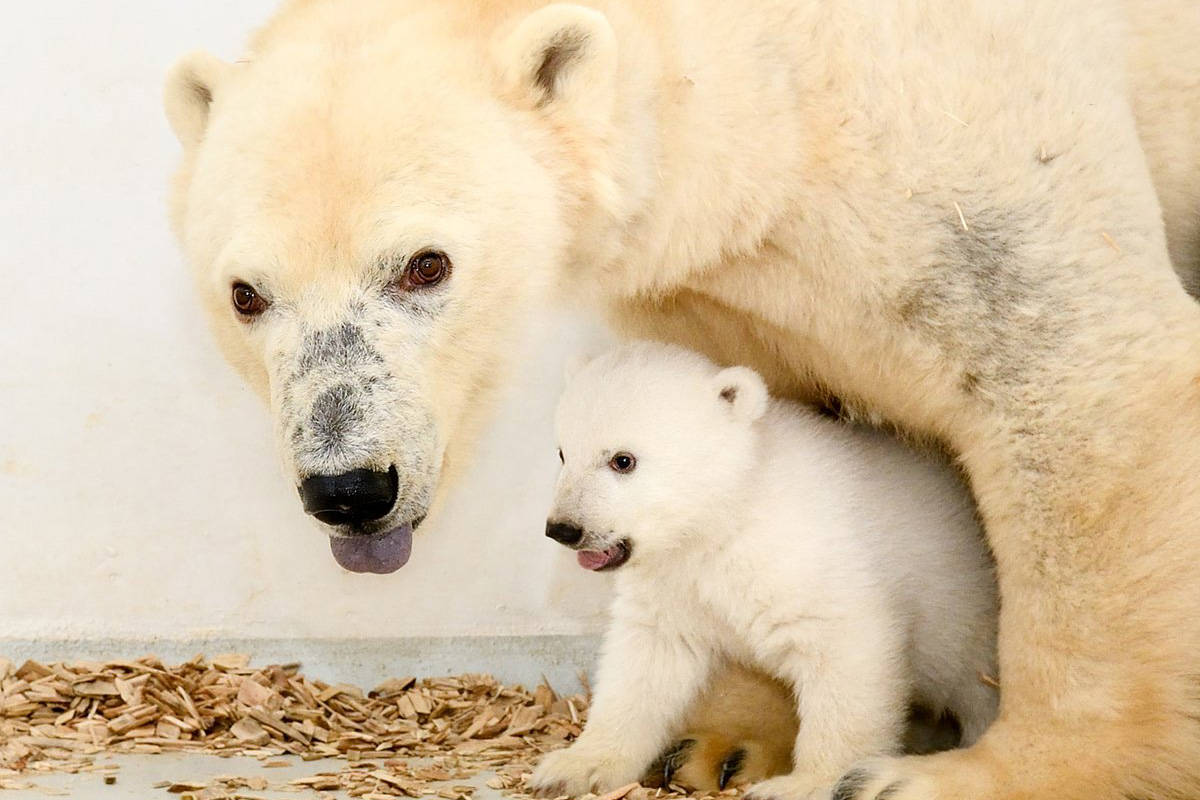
left=407, top=250, right=451, bottom=287
left=557, top=448, right=564, bottom=464
left=609, top=452, right=636, bottom=474
left=231, top=282, right=268, bottom=318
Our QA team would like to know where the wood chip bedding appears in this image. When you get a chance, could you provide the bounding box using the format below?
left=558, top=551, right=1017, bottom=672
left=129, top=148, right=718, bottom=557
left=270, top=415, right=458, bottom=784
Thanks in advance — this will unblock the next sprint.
left=0, top=655, right=715, bottom=800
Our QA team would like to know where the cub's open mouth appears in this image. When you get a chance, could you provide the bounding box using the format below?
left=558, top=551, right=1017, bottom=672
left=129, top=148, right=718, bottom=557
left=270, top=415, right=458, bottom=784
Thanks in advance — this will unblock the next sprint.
left=577, top=539, right=632, bottom=572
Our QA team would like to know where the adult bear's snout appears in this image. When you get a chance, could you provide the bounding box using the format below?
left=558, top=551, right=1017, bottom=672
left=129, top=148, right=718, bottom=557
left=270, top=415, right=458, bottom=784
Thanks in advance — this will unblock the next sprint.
left=299, top=466, right=398, bottom=527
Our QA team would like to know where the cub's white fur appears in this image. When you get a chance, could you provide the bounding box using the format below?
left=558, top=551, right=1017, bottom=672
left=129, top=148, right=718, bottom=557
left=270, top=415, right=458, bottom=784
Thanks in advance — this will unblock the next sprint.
left=532, top=342, right=998, bottom=800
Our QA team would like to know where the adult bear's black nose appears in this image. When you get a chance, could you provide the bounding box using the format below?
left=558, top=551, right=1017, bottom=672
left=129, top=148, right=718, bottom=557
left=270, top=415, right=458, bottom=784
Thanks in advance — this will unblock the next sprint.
left=299, top=467, right=398, bottom=527
left=545, top=521, right=584, bottom=545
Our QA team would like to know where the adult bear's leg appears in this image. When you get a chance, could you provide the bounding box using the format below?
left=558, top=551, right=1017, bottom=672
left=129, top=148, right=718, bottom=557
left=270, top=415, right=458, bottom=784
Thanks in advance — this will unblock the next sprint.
left=836, top=304, right=1200, bottom=800
left=827, top=113, right=1200, bottom=800
left=617, top=3, right=1200, bottom=795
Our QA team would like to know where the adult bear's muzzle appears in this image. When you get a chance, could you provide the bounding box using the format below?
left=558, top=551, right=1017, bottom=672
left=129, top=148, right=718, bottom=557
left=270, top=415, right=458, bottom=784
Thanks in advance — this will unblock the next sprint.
left=297, top=466, right=427, bottom=574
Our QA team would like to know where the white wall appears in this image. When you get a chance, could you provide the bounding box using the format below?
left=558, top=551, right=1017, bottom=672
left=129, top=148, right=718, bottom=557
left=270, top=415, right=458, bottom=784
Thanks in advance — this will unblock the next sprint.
left=0, top=2, right=612, bottom=645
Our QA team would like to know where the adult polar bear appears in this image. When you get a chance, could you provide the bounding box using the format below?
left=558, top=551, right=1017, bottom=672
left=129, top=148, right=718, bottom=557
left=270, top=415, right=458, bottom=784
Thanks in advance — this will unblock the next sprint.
left=164, top=0, right=1200, bottom=798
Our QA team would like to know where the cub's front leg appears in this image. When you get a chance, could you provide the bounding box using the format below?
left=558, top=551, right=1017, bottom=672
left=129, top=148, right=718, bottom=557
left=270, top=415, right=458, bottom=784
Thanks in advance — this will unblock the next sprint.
left=531, top=615, right=712, bottom=797
left=748, top=620, right=908, bottom=800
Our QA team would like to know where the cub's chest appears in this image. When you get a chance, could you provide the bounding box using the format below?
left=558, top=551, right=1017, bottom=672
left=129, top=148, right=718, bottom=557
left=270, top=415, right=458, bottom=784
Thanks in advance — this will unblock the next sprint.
left=625, top=563, right=741, bottom=633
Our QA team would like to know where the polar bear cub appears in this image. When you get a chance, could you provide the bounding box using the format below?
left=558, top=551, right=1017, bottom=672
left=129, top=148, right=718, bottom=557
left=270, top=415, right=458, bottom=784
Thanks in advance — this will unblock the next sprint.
left=531, top=342, right=998, bottom=800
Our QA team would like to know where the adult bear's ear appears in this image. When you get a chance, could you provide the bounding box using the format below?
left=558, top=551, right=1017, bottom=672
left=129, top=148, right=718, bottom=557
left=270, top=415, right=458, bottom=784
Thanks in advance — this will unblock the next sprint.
left=494, top=4, right=618, bottom=125
left=713, top=366, right=769, bottom=423
left=163, top=51, right=232, bottom=150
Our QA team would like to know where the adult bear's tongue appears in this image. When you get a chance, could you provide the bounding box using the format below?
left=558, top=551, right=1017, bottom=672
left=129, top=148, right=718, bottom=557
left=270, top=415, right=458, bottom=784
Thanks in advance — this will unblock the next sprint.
left=330, top=524, right=413, bottom=574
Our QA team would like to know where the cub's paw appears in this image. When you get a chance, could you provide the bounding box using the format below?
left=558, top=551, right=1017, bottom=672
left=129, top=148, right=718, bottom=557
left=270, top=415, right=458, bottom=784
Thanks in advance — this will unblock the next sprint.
left=529, top=744, right=642, bottom=798
left=746, top=773, right=835, bottom=800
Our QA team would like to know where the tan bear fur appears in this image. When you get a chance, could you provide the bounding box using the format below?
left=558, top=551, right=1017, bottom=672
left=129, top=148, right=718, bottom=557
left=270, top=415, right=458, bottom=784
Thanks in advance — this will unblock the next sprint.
left=649, top=664, right=799, bottom=792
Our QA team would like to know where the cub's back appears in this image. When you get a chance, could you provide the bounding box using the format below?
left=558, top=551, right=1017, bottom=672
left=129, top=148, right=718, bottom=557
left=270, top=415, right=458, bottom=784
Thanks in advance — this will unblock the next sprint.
left=753, top=402, right=995, bottom=625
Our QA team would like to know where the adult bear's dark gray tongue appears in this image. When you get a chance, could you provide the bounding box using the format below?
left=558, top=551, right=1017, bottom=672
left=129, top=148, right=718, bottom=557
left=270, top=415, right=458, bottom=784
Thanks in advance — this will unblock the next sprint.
left=330, top=524, right=413, bottom=574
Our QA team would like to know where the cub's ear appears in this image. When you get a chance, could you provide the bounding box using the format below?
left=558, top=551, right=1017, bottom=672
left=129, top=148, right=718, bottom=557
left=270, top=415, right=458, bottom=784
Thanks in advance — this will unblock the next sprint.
left=494, top=4, right=618, bottom=123
left=713, top=366, right=769, bottom=422
left=163, top=50, right=232, bottom=150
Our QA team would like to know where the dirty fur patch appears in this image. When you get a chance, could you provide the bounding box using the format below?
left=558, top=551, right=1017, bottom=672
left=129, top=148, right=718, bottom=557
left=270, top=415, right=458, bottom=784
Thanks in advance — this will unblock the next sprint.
left=292, top=322, right=385, bottom=381
left=269, top=306, right=439, bottom=521
left=896, top=206, right=1064, bottom=402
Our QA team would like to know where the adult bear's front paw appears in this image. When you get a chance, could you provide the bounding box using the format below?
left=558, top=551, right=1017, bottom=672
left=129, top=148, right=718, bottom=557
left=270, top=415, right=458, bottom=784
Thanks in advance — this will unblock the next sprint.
left=530, top=742, right=643, bottom=797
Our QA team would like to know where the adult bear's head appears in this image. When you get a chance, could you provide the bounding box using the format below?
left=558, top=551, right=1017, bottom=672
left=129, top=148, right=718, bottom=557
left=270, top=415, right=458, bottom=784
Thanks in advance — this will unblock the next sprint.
left=163, top=1, right=657, bottom=572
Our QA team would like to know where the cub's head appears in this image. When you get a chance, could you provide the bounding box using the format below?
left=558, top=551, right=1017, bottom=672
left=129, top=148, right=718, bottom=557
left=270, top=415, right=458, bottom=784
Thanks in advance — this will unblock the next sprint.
left=164, top=1, right=653, bottom=572
left=546, top=342, right=768, bottom=571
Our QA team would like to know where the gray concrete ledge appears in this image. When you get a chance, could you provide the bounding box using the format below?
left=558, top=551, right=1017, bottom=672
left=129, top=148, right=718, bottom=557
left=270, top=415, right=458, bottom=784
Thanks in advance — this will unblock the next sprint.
left=0, top=635, right=602, bottom=692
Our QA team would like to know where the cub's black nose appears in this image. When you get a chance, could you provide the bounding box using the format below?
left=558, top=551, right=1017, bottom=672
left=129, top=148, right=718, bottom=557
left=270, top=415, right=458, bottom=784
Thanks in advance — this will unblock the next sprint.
left=299, top=467, right=398, bottom=527
left=545, top=521, right=584, bottom=546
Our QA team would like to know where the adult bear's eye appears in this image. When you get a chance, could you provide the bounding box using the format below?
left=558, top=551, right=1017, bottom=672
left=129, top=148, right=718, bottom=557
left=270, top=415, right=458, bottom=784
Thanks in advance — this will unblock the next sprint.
left=231, top=282, right=268, bottom=318
left=609, top=452, right=636, bottom=474
left=558, top=448, right=564, bottom=464
left=407, top=250, right=451, bottom=287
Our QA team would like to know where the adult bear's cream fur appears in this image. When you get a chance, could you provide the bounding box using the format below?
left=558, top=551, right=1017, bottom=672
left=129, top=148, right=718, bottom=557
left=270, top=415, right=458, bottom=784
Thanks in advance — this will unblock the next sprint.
left=165, top=1, right=1200, bottom=797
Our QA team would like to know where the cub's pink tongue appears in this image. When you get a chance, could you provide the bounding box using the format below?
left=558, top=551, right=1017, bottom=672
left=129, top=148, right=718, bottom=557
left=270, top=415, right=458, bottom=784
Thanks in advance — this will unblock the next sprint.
left=330, top=524, right=413, bottom=574
left=578, top=547, right=620, bottom=571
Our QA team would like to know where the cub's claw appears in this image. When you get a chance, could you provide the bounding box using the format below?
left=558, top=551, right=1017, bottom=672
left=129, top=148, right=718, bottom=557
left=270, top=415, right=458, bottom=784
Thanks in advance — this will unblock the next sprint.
left=645, top=733, right=790, bottom=792
left=651, top=738, right=695, bottom=787
left=719, top=749, right=747, bottom=790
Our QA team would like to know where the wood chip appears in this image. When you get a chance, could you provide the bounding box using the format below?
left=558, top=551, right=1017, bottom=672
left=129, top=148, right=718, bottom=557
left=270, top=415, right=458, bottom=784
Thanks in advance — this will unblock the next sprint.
left=245, top=709, right=309, bottom=745
left=211, top=655, right=251, bottom=672
left=229, top=718, right=269, bottom=746
left=235, top=679, right=280, bottom=710
left=596, top=783, right=641, bottom=800
left=72, top=680, right=120, bottom=697
left=166, top=782, right=209, bottom=793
